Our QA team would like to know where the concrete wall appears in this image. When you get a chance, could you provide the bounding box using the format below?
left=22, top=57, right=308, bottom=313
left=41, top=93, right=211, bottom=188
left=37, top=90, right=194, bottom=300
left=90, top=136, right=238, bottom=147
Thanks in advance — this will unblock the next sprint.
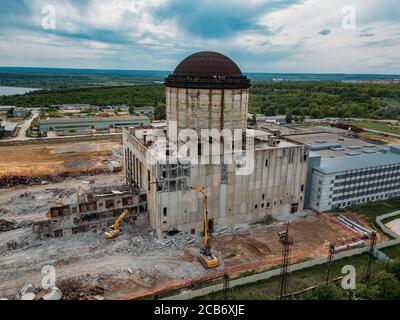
left=166, top=87, right=249, bottom=134
left=376, top=210, right=400, bottom=239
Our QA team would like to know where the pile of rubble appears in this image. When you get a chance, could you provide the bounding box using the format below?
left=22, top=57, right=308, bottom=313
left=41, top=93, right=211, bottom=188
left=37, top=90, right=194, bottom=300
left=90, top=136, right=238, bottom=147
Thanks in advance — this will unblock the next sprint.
left=0, top=219, right=17, bottom=232
left=0, top=176, right=44, bottom=189
left=58, top=278, right=105, bottom=300
left=0, top=170, right=111, bottom=189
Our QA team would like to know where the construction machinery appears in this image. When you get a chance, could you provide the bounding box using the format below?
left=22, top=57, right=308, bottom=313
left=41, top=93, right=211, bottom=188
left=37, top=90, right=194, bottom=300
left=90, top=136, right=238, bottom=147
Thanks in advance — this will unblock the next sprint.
left=104, top=209, right=129, bottom=239
left=192, top=187, right=219, bottom=269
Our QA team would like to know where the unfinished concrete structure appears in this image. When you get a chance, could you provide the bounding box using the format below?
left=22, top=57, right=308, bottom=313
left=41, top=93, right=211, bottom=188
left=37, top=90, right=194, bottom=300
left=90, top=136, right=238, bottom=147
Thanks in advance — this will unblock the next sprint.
left=34, top=186, right=148, bottom=237
left=123, top=51, right=309, bottom=236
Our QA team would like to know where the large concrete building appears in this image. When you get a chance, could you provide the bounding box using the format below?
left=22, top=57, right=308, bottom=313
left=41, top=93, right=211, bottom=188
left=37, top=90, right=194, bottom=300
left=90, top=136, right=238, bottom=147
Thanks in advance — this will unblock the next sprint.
left=123, top=52, right=309, bottom=236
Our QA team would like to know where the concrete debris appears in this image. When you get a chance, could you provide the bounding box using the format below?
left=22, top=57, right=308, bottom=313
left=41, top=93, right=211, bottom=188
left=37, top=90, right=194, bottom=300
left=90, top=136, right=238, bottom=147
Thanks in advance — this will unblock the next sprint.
left=57, top=278, right=105, bottom=300
left=214, top=224, right=243, bottom=236
left=215, top=226, right=228, bottom=233
left=0, top=219, right=17, bottom=232
left=42, top=287, right=62, bottom=301
left=0, top=176, right=43, bottom=189
left=93, top=295, right=104, bottom=301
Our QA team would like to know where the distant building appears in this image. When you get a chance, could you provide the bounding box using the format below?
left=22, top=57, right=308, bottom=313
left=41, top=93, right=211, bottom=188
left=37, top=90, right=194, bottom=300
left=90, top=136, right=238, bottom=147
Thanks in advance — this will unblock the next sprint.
left=13, top=107, right=30, bottom=118
left=131, top=107, right=155, bottom=116
left=38, top=115, right=150, bottom=135
left=2, top=122, right=18, bottom=138
left=0, top=106, right=14, bottom=115
left=50, top=104, right=92, bottom=111
left=255, top=114, right=286, bottom=124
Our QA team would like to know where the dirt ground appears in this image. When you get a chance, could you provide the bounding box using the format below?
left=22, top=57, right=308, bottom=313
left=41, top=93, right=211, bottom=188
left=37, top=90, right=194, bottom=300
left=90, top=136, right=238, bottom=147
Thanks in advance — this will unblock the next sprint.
left=0, top=140, right=121, bottom=177
left=0, top=172, right=363, bottom=300
left=212, top=214, right=360, bottom=275
left=358, top=132, right=400, bottom=145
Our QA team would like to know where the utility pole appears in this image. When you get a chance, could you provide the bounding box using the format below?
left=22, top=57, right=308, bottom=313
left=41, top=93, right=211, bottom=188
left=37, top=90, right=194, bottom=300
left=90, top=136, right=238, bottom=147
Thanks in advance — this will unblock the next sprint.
left=278, top=222, right=294, bottom=300
left=325, top=244, right=336, bottom=286
left=363, top=232, right=377, bottom=286
left=223, top=273, right=230, bottom=300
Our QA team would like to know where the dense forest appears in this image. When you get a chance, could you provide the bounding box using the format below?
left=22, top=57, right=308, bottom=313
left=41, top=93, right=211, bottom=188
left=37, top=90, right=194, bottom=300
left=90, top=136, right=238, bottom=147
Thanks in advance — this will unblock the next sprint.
left=1, top=82, right=400, bottom=120
left=250, top=82, right=400, bottom=120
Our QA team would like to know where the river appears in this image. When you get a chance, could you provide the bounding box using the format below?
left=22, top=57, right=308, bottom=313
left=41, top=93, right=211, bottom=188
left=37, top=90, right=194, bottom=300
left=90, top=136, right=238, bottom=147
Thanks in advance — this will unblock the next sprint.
left=0, top=86, right=41, bottom=96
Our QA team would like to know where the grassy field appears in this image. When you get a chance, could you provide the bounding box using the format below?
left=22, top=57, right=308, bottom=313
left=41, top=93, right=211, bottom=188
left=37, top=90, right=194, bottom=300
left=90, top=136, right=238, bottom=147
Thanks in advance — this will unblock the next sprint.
left=200, top=244, right=400, bottom=300
left=352, top=121, right=400, bottom=135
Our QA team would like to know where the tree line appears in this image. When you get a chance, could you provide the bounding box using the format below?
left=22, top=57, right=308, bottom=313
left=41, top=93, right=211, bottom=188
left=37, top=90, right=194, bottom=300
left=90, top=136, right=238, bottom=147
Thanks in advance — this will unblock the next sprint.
left=1, top=82, right=400, bottom=121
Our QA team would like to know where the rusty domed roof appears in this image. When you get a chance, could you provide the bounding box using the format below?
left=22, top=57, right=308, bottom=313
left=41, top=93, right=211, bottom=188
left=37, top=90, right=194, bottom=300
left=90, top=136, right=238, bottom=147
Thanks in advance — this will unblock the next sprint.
left=165, top=51, right=250, bottom=89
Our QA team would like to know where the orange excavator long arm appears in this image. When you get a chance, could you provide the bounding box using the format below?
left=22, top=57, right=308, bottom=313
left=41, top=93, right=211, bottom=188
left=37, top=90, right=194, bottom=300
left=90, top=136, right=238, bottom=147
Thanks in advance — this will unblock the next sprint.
left=192, top=187, right=219, bottom=268
left=112, top=209, right=129, bottom=231
left=192, top=187, right=209, bottom=249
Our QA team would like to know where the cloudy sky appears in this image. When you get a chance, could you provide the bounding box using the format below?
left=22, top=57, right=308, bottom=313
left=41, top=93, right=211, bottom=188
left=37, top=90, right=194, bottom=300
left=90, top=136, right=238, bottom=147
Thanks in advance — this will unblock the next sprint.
left=0, top=0, right=399, bottom=73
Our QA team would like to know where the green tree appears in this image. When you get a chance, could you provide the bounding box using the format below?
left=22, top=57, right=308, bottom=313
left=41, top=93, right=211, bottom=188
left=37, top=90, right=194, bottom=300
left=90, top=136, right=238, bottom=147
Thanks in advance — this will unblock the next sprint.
left=0, top=125, right=5, bottom=139
left=385, top=259, right=400, bottom=282
left=285, top=111, right=293, bottom=124
left=300, top=284, right=345, bottom=300
left=371, top=270, right=400, bottom=299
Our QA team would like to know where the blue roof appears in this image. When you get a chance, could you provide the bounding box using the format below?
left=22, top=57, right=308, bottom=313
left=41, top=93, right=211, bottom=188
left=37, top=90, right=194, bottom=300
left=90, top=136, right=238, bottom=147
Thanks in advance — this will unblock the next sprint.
left=315, top=150, right=400, bottom=174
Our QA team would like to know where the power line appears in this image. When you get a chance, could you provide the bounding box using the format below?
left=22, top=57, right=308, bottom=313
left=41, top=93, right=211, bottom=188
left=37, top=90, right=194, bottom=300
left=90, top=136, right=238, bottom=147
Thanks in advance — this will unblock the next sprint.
left=278, top=222, right=294, bottom=300
left=363, top=232, right=377, bottom=286
left=325, top=244, right=336, bottom=286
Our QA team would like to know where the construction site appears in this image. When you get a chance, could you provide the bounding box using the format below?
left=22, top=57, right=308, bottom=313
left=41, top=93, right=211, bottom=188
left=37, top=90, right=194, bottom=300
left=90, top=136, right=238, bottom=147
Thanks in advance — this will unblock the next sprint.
left=0, top=173, right=385, bottom=299
left=1, top=52, right=400, bottom=300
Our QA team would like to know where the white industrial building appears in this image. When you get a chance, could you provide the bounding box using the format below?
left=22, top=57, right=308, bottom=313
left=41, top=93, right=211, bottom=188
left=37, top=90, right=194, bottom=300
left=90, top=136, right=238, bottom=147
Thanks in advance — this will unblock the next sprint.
left=287, top=129, right=400, bottom=212
left=308, top=145, right=400, bottom=211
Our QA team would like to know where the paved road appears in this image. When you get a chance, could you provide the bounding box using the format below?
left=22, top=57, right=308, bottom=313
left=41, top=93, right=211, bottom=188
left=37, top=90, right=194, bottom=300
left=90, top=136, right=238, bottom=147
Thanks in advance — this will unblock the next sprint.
left=14, top=110, right=40, bottom=141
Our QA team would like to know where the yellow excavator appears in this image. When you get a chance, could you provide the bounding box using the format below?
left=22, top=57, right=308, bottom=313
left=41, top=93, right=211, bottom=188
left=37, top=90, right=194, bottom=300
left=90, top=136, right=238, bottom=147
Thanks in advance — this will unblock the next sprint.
left=104, top=209, right=129, bottom=239
left=192, top=187, right=219, bottom=269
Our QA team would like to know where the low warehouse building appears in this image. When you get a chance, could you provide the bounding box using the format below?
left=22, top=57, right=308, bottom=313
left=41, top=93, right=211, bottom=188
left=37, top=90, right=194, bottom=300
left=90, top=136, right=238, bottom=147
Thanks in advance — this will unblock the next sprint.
left=2, top=122, right=18, bottom=138
left=39, top=116, right=150, bottom=135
